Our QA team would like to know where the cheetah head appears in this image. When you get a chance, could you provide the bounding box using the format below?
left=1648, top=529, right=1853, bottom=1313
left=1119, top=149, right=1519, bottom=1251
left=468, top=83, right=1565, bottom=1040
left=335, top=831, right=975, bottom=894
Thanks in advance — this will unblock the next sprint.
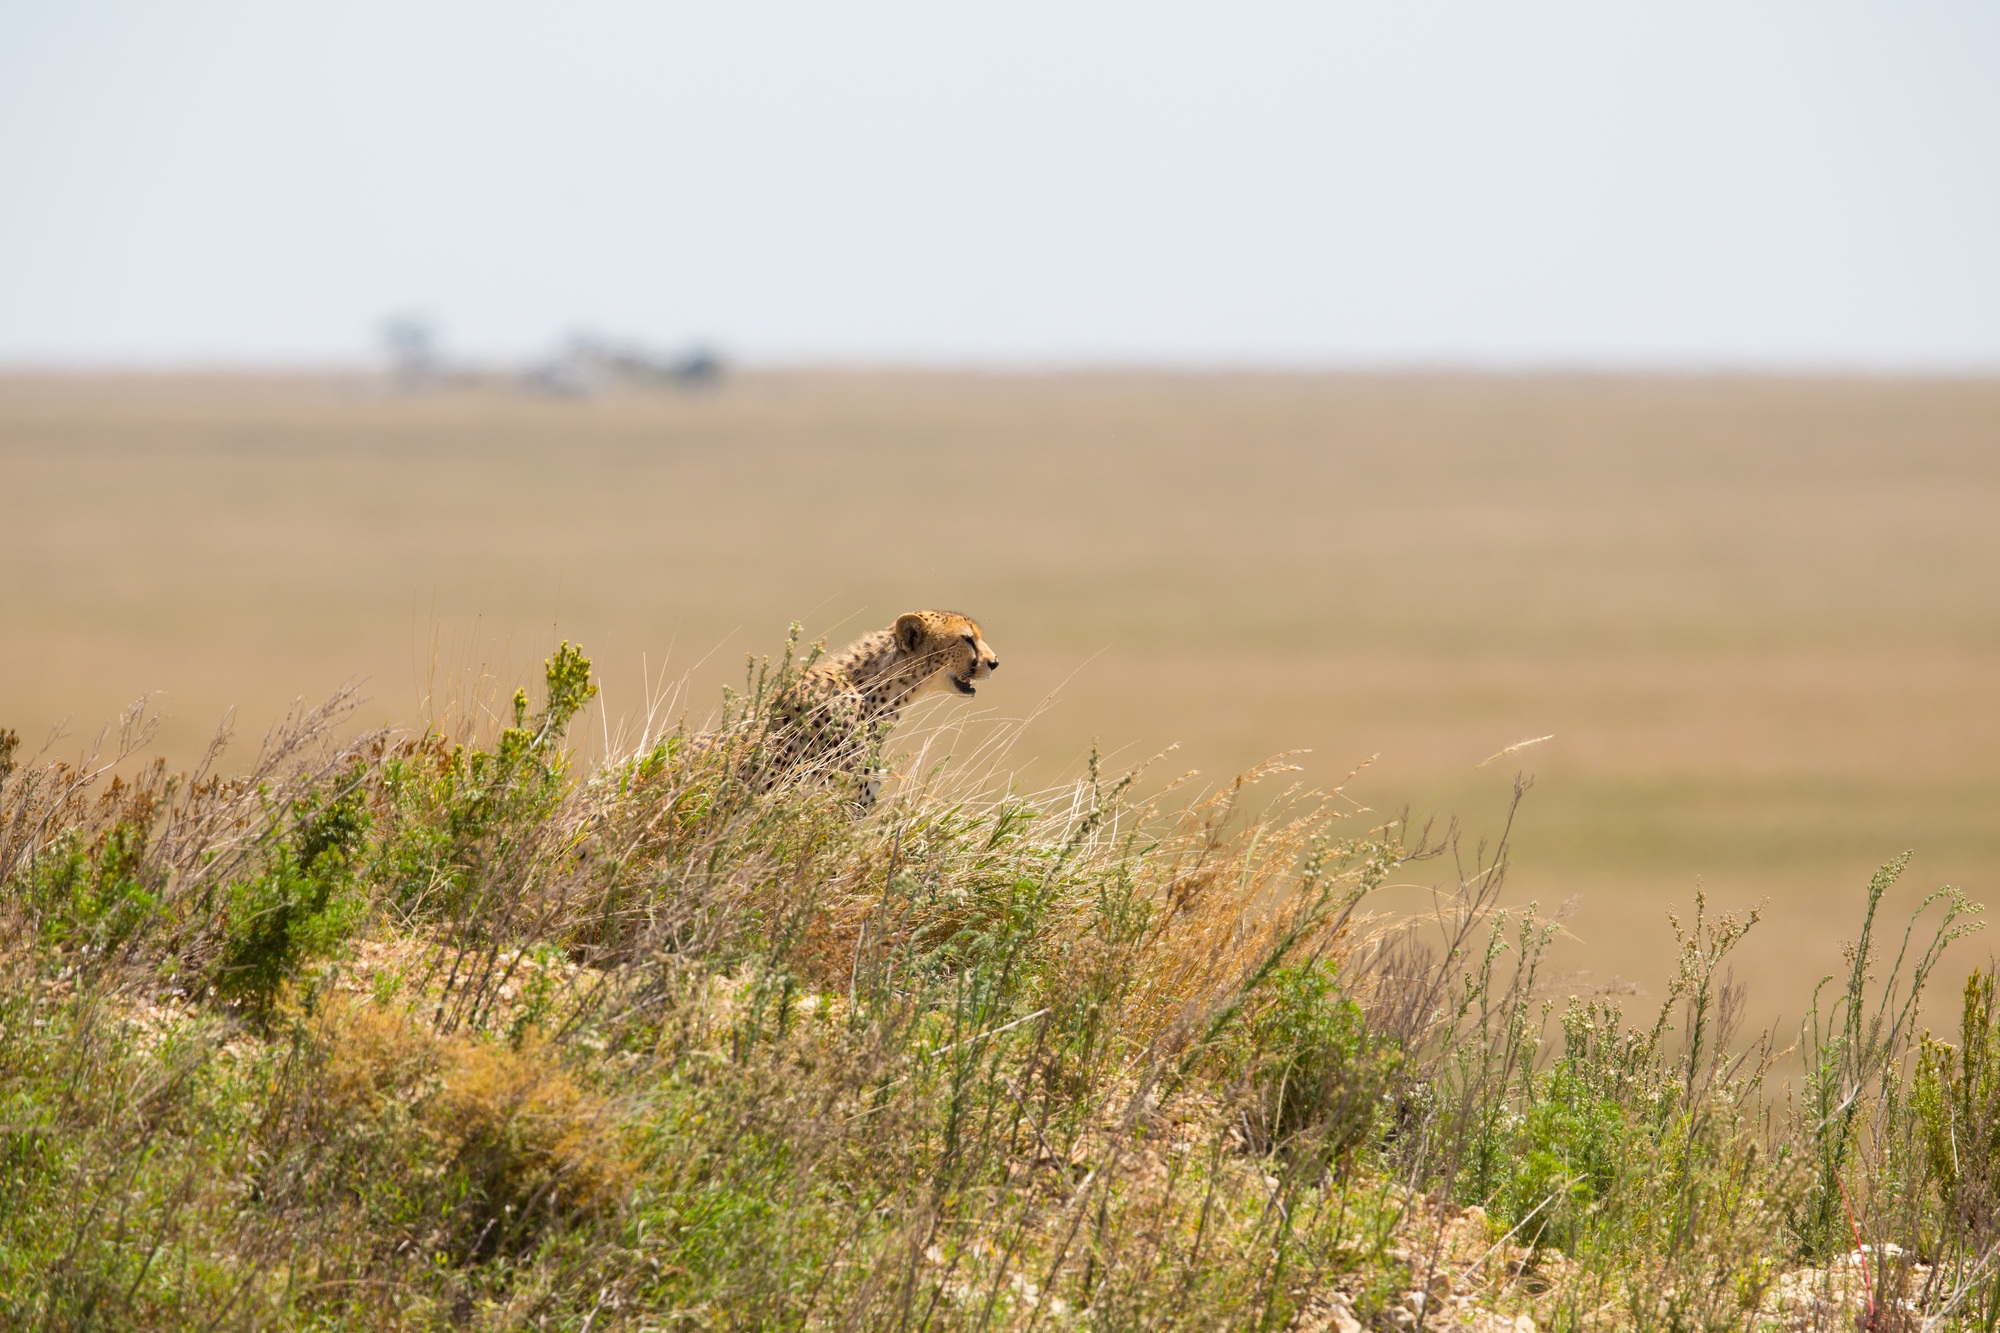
left=894, top=610, right=999, bottom=698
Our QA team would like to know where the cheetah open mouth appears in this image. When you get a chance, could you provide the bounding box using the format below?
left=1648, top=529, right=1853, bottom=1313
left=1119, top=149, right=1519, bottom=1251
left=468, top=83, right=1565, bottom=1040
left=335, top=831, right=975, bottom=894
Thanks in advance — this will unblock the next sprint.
left=951, top=674, right=978, bottom=696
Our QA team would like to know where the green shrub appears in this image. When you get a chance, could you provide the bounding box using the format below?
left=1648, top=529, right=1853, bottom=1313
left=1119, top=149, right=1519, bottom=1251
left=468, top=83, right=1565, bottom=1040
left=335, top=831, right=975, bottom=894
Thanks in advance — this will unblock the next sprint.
left=26, top=820, right=161, bottom=952
left=1916, top=967, right=2000, bottom=1249
left=212, top=772, right=370, bottom=1016
left=374, top=641, right=596, bottom=919
left=1486, top=1001, right=1649, bottom=1253
left=1235, top=959, right=1400, bottom=1169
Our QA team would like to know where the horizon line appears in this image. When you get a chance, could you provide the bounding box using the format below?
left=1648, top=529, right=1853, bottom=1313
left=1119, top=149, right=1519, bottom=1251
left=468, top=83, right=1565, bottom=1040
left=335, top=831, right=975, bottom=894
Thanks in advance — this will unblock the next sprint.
left=4, top=357, right=2000, bottom=382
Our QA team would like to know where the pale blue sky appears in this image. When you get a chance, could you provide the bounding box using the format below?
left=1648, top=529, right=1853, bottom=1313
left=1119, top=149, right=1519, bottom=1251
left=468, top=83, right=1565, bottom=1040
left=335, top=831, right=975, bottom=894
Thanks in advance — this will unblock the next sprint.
left=2, top=2, right=1996, bottom=368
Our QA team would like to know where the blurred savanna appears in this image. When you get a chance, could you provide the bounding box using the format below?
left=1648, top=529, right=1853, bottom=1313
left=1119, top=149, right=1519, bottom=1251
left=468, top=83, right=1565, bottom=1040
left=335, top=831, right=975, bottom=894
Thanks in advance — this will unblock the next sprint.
left=4, top=370, right=1996, bottom=1015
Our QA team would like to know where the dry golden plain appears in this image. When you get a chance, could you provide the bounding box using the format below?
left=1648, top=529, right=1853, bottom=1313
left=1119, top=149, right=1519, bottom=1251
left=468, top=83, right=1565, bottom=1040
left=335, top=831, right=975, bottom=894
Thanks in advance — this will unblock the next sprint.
left=3, top=371, right=1997, bottom=1020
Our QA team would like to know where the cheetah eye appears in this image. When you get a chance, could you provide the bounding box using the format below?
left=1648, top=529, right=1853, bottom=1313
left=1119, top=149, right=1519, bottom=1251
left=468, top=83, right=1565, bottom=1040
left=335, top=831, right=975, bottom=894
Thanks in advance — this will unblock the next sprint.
left=962, top=634, right=976, bottom=647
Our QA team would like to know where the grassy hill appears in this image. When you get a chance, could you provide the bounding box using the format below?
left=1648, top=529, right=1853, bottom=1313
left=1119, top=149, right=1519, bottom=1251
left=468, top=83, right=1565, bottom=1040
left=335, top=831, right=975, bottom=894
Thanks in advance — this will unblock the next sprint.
left=3, top=642, right=1998, bottom=1331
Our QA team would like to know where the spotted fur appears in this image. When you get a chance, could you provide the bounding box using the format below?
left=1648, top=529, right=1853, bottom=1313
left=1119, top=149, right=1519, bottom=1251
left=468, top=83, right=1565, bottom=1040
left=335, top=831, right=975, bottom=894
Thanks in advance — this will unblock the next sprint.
left=765, top=610, right=999, bottom=809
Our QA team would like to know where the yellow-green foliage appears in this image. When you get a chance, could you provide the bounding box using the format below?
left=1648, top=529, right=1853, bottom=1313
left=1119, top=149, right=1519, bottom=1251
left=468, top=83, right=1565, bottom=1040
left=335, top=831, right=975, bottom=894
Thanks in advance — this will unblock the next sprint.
left=1917, top=969, right=2000, bottom=1248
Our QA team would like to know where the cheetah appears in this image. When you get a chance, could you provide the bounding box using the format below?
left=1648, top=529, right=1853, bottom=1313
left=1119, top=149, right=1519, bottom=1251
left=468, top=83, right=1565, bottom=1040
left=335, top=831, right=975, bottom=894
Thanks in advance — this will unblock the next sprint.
left=762, top=609, right=999, bottom=810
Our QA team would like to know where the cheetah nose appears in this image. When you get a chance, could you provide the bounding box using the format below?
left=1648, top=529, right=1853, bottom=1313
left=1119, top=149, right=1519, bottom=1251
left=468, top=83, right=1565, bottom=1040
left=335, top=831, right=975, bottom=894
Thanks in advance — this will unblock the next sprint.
left=988, top=658, right=999, bottom=670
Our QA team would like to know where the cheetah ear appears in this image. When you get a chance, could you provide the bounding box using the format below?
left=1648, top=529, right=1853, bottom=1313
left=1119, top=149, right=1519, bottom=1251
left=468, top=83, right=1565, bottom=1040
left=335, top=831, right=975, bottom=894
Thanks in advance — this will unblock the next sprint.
left=893, top=613, right=927, bottom=655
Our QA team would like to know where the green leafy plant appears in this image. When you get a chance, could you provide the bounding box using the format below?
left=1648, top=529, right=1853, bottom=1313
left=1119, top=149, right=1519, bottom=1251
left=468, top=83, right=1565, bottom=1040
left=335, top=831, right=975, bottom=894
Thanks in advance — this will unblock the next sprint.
left=375, top=642, right=597, bottom=920
left=27, top=820, right=161, bottom=952
left=1235, top=958, right=1400, bottom=1170
left=1484, top=999, right=1652, bottom=1253
left=213, top=771, right=370, bottom=1017
left=1916, top=967, right=2000, bottom=1251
